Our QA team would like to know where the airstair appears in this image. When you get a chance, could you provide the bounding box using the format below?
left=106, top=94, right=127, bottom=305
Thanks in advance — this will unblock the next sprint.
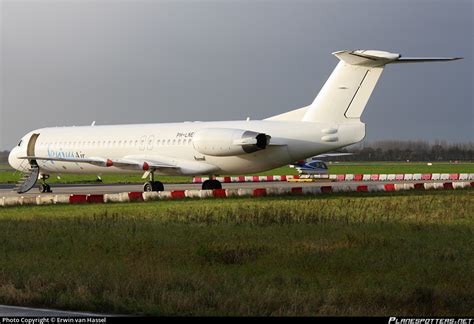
left=13, top=164, right=40, bottom=193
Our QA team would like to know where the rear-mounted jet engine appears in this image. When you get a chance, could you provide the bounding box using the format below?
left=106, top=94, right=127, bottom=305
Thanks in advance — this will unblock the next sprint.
left=192, top=128, right=271, bottom=156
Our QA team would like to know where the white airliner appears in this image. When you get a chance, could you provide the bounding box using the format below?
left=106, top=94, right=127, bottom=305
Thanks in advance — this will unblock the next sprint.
left=8, top=50, right=460, bottom=193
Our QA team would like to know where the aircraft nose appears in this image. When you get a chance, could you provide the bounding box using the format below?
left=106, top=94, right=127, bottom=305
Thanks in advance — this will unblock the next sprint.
left=8, top=147, right=19, bottom=169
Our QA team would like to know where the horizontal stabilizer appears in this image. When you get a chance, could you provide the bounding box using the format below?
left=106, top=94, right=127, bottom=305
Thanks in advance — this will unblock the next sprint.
left=333, top=50, right=400, bottom=67
left=333, top=50, right=462, bottom=67
left=393, top=57, right=463, bottom=63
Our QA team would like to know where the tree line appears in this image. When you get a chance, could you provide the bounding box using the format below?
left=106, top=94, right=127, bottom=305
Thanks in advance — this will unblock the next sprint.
left=336, top=140, right=474, bottom=162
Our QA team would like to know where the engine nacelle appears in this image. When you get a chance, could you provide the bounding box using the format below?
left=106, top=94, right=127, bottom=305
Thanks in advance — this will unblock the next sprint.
left=193, top=128, right=270, bottom=157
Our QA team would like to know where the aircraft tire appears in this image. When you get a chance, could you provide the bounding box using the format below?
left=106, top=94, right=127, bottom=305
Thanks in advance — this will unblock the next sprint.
left=144, top=181, right=164, bottom=192
left=39, top=184, right=52, bottom=193
left=152, top=181, right=164, bottom=192
left=211, top=180, right=222, bottom=190
left=202, top=179, right=222, bottom=190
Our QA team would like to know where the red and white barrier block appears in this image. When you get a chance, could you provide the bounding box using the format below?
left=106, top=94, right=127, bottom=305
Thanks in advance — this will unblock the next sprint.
left=193, top=175, right=298, bottom=183
left=1, top=181, right=473, bottom=208
left=193, top=173, right=474, bottom=183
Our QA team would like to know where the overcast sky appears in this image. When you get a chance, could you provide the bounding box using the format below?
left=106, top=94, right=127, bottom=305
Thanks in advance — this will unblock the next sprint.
left=0, top=0, right=472, bottom=150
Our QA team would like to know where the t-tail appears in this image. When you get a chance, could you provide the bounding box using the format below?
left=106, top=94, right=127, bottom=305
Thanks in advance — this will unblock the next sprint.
left=267, top=50, right=462, bottom=124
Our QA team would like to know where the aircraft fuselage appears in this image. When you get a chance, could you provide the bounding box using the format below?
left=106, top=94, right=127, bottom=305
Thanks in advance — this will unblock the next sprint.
left=9, top=120, right=365, bottom=176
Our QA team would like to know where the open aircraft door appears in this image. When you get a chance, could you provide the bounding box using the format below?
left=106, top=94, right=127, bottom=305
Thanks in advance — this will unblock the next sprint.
left=27, top=133, right=40, bottom=166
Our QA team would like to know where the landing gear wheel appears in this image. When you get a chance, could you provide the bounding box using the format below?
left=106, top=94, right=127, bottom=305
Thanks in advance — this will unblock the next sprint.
left=143, top=181, right=164, bottom=192
left=39, top=183, right=52, bottom=193
left=143, top=182, right=152, bottom=192
left=202, top=179, right=222, bottom=190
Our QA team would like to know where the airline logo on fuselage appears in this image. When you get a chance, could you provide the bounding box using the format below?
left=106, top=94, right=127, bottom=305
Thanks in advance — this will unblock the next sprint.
left=47, top=146, right=86, bottom=159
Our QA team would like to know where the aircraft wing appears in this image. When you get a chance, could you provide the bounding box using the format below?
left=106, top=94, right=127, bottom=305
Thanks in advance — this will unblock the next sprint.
left=112, top=158, right=178, bottom=171
left=19, top=156, right=113, bottom=167
left=18, top=155, right=218, bottom=175
left=18, top=155, right=176, bottom=171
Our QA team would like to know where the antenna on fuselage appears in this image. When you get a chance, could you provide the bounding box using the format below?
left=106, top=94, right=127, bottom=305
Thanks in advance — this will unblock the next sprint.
left=91, top=121, right=96, bottom=126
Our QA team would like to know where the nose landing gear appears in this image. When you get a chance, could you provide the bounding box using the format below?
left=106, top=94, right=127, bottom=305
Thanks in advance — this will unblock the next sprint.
left=39, top=174, right=52, bottom=193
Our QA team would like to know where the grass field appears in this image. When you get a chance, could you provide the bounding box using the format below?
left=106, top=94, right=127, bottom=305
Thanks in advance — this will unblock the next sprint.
left=0, top=190, right=472, bottom=316
left=0, top=162, right=473, bottom=184
left=326, top=161, right=474, bottom=175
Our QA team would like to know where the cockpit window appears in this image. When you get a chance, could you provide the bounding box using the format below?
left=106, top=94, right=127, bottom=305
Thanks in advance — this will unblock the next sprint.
left=18, top=140, right=23, bottom=147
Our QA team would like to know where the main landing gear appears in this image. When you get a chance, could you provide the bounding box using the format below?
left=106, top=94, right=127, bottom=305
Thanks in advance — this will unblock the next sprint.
left=202, top=177, right=222, bottom=190
left=38, top=174, right=52, bottom=193
left=143, top=171, right=164, bottom=192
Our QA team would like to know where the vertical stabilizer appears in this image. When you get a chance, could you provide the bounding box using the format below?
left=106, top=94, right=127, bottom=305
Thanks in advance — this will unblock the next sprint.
left=300, top=50, right=461, bottom=123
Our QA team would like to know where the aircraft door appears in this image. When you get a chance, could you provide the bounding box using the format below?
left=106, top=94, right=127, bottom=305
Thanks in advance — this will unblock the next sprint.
left=27, top=133, right=40, bottom=165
